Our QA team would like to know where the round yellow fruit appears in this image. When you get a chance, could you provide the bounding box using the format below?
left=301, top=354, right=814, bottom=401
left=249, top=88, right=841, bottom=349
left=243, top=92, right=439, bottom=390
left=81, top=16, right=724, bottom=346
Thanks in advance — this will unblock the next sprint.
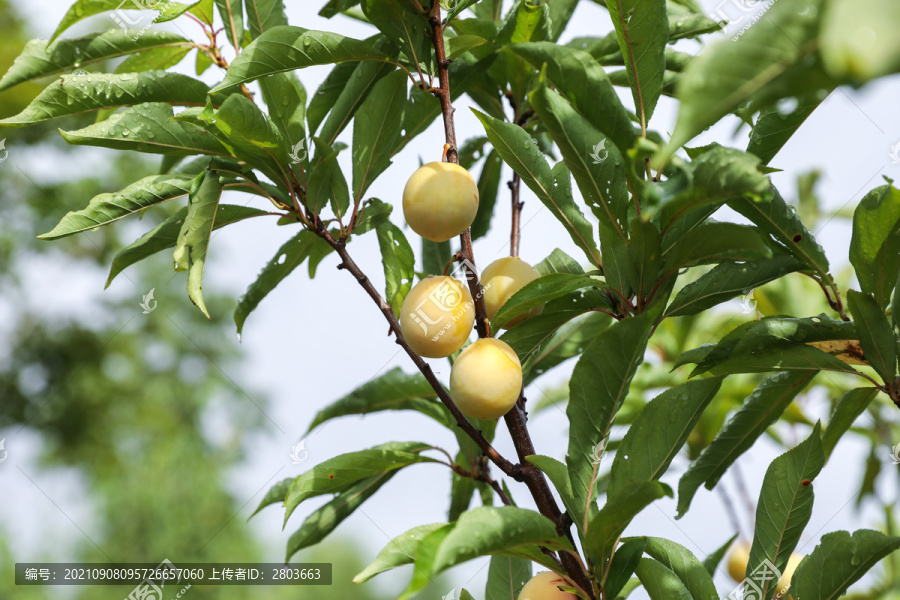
left=775, top=553, right=803, bottom=599
left=400, top=276, right=474, bottom=358
left=402, top=161, right=479, bottom=242
left=727, top=540, right=751, bottom=583
left=517, top=571, right=576, bottom=600
left=450, top=338, right=523, bottom=420
left=482, top=257, right=543, bottom=328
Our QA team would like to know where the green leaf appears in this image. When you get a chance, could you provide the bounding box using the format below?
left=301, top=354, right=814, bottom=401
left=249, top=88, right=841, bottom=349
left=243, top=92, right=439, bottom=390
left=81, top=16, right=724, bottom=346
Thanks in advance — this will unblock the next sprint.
left=704, top=344, right=860, bottom=378
left=701, top=533, right=738, bottom=577
left=173, top=170, right=223, bottom=317
left=115, top=45, right=191, bottom=73
left=422, top=239, right=451, bottom=276
left=307, top=61, right=358, bottom=135
left=567, top=312, right=657, bottom=523
left=251, top=477, right=292, bottom=517
left=731, top=188, right=830, bottom=282
left=446, top=35, right=487, bottom=61
left=849, top=183, right=900, bottom=309
left=820, top=0, right=900, bottom=84
left=609, top=378, right=723, bottom=497
left=354, top=523, right=451, bottom=583
left=507, top=311, right=612, bottom=385
left=584, top=481, right=672, bottom=565
left=626, top=218, right=662, bottom=302
left=526, top=455, right=577, bottom=520
left=40, top=174, right=193, bottom=240
left=106, top=204, right=265, bottom=286
left=676, top=371, right=816, bottom=517
left=352, top=198, right=392, bottom=235
left=847, top=290, right=898, bottom=384
left=510, top=42, right=634, bottom=158
left=474, top=109, right=602, bottom=267
left=791, top=529, right=900, bottom=600
left=662, top=222, right=771, bottom=272
left=259, top=72, right=307, bottom=149
left=376, top=221, right=415, bottom=315
left=190, top=0, right=215, bottom=24
left=307, top=368, right=450, bottom=433
left=471, top=149, right=502, bottom=240
left=822, top=387, right=878, bottom=459
left=306, top=148, right=349, bottom=218
left=687, top=315, right=857, bottom=376
left=666, top=11, right=721, bottom=40
left=216, top=0, right=244, bottom=48
left=286, top=472, right=394, bottom=560
left=604, top=538, right=647, bottom=600
left=485, top=555, right=531, bottom=600
left=284, top=442, right=439, bottom=523
left=492, top=273, right=610, bottom=330
left=746, top=96, right=821, bottom=166
left=399, top=507, right=572, bottom=599
left=60, top=103, right=230, bottom=157
left=656, top=145, right=771, bottom=230
left=665, top=254, right=807, bottom=317
left=746, top=424, right=824, bottom=600
left=658, top=0, right=824, bottom=159
left=633, top=557, right=692, bottom=600
left=352, top=69, right=407, bottom=202
left=319, top=60, right=396, bottom=147
left=529, top=82, right=629, bottom=238
left=0, top=30, right=191, bottom=93
left=206, top=94, right=292, bottom=185
left=245, top=0, right=287, bottom=37
left=605, top=0, right=668, bottom=130
left=234, top=230, right=331, bottom=334
left=636, top=537, right=718, bottom=600
left=49, top=0, right=193, bottom=43
left=361, top=0, right=431, bottom=70
left=209, top=26, right=391, bottom=96
left=0, top=71, right=208, bottom=127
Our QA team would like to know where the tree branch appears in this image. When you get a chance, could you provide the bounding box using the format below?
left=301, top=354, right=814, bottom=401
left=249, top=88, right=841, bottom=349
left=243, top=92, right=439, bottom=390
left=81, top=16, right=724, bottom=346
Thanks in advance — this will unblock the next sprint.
left=509, top=172, right=522, bottom=257
left=428, top=6, right=489, bottom=339
left=427, top=6, right=592, bottom=596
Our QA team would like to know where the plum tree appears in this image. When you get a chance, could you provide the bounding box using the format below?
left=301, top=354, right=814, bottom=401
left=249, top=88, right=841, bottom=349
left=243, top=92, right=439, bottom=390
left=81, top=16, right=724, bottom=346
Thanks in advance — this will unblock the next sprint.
left=517, top=571, right=576, bottom=600
left=449, top=338, right=522, bottom=419
left=481, top=257, right=543, bottom=328
left=8, top=0, right=900, bottom=598
left=399, top=275, right=475, bottom=358
left=403, top=162, right=479, bottom=242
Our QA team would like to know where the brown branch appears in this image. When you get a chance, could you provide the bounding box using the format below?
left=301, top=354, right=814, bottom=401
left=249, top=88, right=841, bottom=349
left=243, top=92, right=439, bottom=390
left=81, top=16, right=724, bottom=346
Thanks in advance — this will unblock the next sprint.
left=428, top=6, right=489, bottom=339
left=509, top=172, right=522, bottom=257
left=314, top=226, right=520, bottom=481
left=428, top=6, right=592, bottom=596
